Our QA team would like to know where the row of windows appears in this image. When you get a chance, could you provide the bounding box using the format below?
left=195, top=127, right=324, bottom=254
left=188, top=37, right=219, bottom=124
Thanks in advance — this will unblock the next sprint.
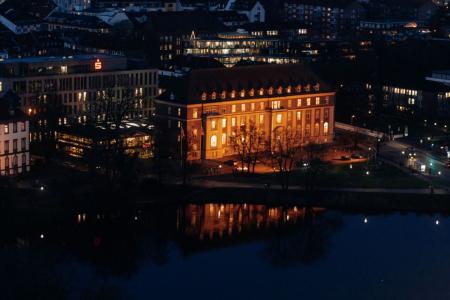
left=2, top=122, right=27, bottom=134
left=208, top=122, right=330, bottom=149
left=2, top=138, right=27, bottom=154
left=0, top=154, right=28, bottom=175
left=192, top=97, right=329, bottom=118
left=208, top=108, right=329, bottom=130
left=12, top=72, right=157, bottom=95
left=200, top=84, right=321, bottom=101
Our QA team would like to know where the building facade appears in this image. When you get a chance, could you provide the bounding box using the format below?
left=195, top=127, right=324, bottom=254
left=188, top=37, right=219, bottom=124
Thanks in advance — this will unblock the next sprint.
left=0, top=92, right=30, bottom=176
left=0, top=55, right=158, bottom=123
left=155, top=64, right=335, bottom=160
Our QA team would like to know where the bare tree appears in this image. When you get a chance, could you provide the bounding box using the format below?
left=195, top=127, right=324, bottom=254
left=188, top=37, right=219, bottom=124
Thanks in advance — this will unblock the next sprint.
left=229, top=121, right=266, bottom=174
left=81, top=87, right=141, bottom=185
left=269, top=126, right=302, bottom=190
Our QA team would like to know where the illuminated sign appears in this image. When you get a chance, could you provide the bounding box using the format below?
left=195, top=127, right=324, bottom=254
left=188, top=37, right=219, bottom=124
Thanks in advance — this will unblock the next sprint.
left=94, top=59, right=102, bottom=70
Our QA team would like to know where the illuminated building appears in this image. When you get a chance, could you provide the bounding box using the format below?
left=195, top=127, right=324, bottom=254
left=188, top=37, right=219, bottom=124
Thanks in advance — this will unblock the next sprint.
left=155, top=64, right=335, bottom=160
left=0, top=54, right=158, bottom=121
left=184, top=30, right=290, bottom=67
left=56, top=122, right=153, bottom=160
left=283, top=0, right=366, bottom=39
left=0, top=91, right=30, bottom=175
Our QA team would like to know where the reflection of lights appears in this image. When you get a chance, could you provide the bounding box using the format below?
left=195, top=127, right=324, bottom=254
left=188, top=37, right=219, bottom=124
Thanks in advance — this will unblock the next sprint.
left=364, top=217, right=368, bottom=224
left=349, top=164, right=353, bottom=169
left=286, top=215, right=290, bottom=221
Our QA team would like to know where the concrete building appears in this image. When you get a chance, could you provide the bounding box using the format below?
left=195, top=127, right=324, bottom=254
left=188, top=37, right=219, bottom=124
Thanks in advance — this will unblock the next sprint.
left=0, top=54, right=158, bottom=123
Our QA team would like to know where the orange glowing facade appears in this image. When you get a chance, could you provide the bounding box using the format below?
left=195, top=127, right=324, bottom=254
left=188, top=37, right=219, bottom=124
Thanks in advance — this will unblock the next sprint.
left=155, top=64, right=335, bottom=160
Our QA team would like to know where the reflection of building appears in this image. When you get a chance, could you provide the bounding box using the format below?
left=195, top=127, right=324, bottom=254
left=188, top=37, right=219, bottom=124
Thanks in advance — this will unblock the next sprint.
left=56, top=123, right=153, bottom=159
left=177, top=203, right=324, bottom=241
left=0, top=55, right=158, bottom=121
left=184, top=30, right=285, bottom=67
left=156, top=64, right=335, bottom=160
left=0, top=91, right=30, bottom=175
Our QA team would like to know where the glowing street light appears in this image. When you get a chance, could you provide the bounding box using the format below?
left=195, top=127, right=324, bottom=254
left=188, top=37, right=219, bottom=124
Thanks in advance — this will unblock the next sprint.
left=435, top=220, right=440, bottom=226
left=364, top=217, right=368, bottom=224
left=40, top=234, right=45, bottom=239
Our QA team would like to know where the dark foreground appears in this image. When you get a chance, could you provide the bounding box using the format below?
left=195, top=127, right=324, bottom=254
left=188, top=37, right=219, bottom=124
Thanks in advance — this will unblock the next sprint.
left=2, top=194, right=450, bottom=300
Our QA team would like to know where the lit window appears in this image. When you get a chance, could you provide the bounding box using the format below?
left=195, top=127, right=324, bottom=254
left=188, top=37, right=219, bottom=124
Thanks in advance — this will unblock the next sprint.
left=241, top=104, right=246, bottom=112
left=277, top=86, right=283, bottom=94
left=259, top=88, right=264, bottom=96
left=324, top=122, right=329, bottom=135
left=232, top=104, right=236, bottom=113
left=297, top=99, right=302, bottom=107
left=296, top=111, right=301, bottom=121
left=240, top=90, right=245, bottom=97
left=193, top=109, right=198, bottom=118
left=211, top=92, right=217, bottom=100
left=231, top=117, right=236, bottom=127
left=193, top=129, right=198, bottom=138
left=0, top=81, right=2, bottom=92
left=210, top=135, right=217, bottom=148
left=231, top=90, right=236, bottom=98
left=211, top=120, right=217, bottom=130
left=271, top=101, right=281, bottom=109
left=251, top=103, right=255, bottom=111
left=286, top=86, right=292, bottom=93
left=296, top=85, right=302, bottom=92
left=268, top=87, right=273, bottom=95
left=178, top=108, right=181, bottom=116
left=201, top=92, right=207, bottom=100
left=306, top=98, right=311, bottom=106
left=249, top=89, right=255, bottom=96
left=259, top=114, right=264, bottom=125
left=222, top=133, right=227, bottom=145
left=222, top=118, right=227, bottom=128
left=260, top=102, right=264, bottom=110
left=4, top=124, right=8, bottom=134
left=276, top=114, right=282, bottom=124
left=315, top=97, right=320, bottom=105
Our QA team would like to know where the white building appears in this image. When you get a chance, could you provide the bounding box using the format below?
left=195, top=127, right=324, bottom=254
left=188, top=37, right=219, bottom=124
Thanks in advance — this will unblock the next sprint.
left=0, top=92, right=30, bottom=175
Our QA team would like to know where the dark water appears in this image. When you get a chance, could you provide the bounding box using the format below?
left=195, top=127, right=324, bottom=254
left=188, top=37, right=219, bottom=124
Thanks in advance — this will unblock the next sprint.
left=1, top=203, right=450, bottom=300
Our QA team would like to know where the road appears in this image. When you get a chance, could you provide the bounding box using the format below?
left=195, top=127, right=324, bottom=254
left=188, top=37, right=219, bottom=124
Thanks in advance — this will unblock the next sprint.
left=381, top=139, right=450, bottom=188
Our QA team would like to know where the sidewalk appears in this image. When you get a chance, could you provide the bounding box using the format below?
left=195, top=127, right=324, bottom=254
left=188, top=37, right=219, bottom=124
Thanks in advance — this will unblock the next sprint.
left=190, top=178, right=449, bottom=195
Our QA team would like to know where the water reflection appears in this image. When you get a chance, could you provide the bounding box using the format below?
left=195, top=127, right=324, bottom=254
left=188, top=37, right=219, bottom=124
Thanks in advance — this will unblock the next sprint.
left=0, top=203, right=342, bottom=299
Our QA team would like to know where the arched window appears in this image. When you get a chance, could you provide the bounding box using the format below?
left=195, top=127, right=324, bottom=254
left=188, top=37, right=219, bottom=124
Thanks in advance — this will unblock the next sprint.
left=324, top=122, right=329, bottom=135
left=268, top=87, right=273, bottom=95
left=286, top=85, right=292, bottom=93
left=201, top=92, right=207, bottom=101
left=210, top=135, right=217, bottom=148
left=230, top=90, right=236, bottom=98
left=259, top=88, right=264, bottom=96
left=221, top=91, right=226, bottom=99
left=249, top=89, right=255, bottom=96
left=211, top=92, right=217, bottom=100
left=296, top=85, right=302, bottom=93
left=240, top=89, right=245, bottom=97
